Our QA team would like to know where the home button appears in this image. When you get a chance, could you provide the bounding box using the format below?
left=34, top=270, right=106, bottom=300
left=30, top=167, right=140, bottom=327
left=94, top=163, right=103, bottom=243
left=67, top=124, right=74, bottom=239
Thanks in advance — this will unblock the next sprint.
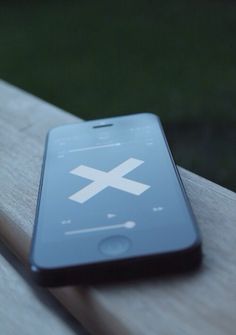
left=99, top=235, right=131, bottom=256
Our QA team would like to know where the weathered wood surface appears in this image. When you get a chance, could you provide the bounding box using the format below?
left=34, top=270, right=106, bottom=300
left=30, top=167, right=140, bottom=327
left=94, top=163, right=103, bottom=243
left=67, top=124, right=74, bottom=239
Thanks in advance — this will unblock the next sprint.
left=0, top=242, right=88, bottom=335
left=0, top=80, right=236, bottom=335
left=0, top=81, right=87, bottom=335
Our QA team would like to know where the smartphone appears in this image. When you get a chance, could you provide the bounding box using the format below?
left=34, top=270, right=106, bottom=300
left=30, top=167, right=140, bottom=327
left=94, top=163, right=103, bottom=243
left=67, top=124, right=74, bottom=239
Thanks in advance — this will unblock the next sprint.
left=30, top=113, right=202, bottom=286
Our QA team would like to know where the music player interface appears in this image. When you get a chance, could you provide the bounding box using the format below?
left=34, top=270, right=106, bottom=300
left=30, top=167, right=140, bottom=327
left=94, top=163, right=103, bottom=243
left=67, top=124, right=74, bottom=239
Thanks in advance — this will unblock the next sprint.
left=39, top=116, right=189, bottom=243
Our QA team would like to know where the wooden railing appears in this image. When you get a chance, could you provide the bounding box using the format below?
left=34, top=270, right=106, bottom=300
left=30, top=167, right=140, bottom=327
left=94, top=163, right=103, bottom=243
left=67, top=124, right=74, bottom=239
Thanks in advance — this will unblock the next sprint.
left=0, top=80, right=236, bottom=335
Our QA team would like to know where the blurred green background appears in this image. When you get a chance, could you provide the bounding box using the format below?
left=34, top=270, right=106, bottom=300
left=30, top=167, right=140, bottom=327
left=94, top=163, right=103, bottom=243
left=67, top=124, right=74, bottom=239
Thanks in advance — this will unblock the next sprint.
left=0, top=0, right=235, bottom=190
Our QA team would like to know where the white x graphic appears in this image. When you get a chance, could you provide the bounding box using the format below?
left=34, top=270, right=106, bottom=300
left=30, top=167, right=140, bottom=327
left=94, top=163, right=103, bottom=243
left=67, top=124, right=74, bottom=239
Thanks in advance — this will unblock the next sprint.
left=69, top=158, right=150, bottom=204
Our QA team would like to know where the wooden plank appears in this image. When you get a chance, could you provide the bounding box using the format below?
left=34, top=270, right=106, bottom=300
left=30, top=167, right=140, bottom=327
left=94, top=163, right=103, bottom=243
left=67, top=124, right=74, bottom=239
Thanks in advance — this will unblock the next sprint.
left=0, top=242, right=87, bottom=335
left=0, top=80, right=236, bottom=335
left=0, top=82, right=87, bottom=335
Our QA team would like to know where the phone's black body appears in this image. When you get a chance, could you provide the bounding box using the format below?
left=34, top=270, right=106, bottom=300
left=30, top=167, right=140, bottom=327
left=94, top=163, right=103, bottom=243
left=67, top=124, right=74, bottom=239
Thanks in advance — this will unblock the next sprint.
left=30, top=113, right=202, bottom=286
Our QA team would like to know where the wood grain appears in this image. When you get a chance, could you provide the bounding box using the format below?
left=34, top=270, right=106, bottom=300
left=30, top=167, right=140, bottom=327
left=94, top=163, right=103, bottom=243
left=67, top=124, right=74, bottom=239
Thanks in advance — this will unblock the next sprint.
left=0, top=242, right=87, bottom=335
left=0, top=80, right=236, bottom=335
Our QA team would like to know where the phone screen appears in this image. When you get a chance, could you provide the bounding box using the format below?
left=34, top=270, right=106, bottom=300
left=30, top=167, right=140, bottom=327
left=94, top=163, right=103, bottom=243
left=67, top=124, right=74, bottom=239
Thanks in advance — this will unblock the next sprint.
left=33, top=114, right=198, bottom=268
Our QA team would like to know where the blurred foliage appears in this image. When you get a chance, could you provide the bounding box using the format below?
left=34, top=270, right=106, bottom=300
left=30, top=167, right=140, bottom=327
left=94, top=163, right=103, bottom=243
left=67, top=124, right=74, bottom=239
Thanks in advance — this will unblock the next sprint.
left=0, top=0, right=235, bottom=189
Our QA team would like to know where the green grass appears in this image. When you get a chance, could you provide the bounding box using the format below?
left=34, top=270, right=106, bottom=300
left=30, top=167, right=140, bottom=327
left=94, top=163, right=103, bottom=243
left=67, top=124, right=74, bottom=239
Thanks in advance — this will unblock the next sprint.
left=1, top=0, right=236, bottom=121
left=0, top=0, right=235, bottom=189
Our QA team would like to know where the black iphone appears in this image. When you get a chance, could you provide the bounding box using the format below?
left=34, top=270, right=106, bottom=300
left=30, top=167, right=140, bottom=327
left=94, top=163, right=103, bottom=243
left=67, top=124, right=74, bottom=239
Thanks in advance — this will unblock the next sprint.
left=30, top=113, right=201, bottom=286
